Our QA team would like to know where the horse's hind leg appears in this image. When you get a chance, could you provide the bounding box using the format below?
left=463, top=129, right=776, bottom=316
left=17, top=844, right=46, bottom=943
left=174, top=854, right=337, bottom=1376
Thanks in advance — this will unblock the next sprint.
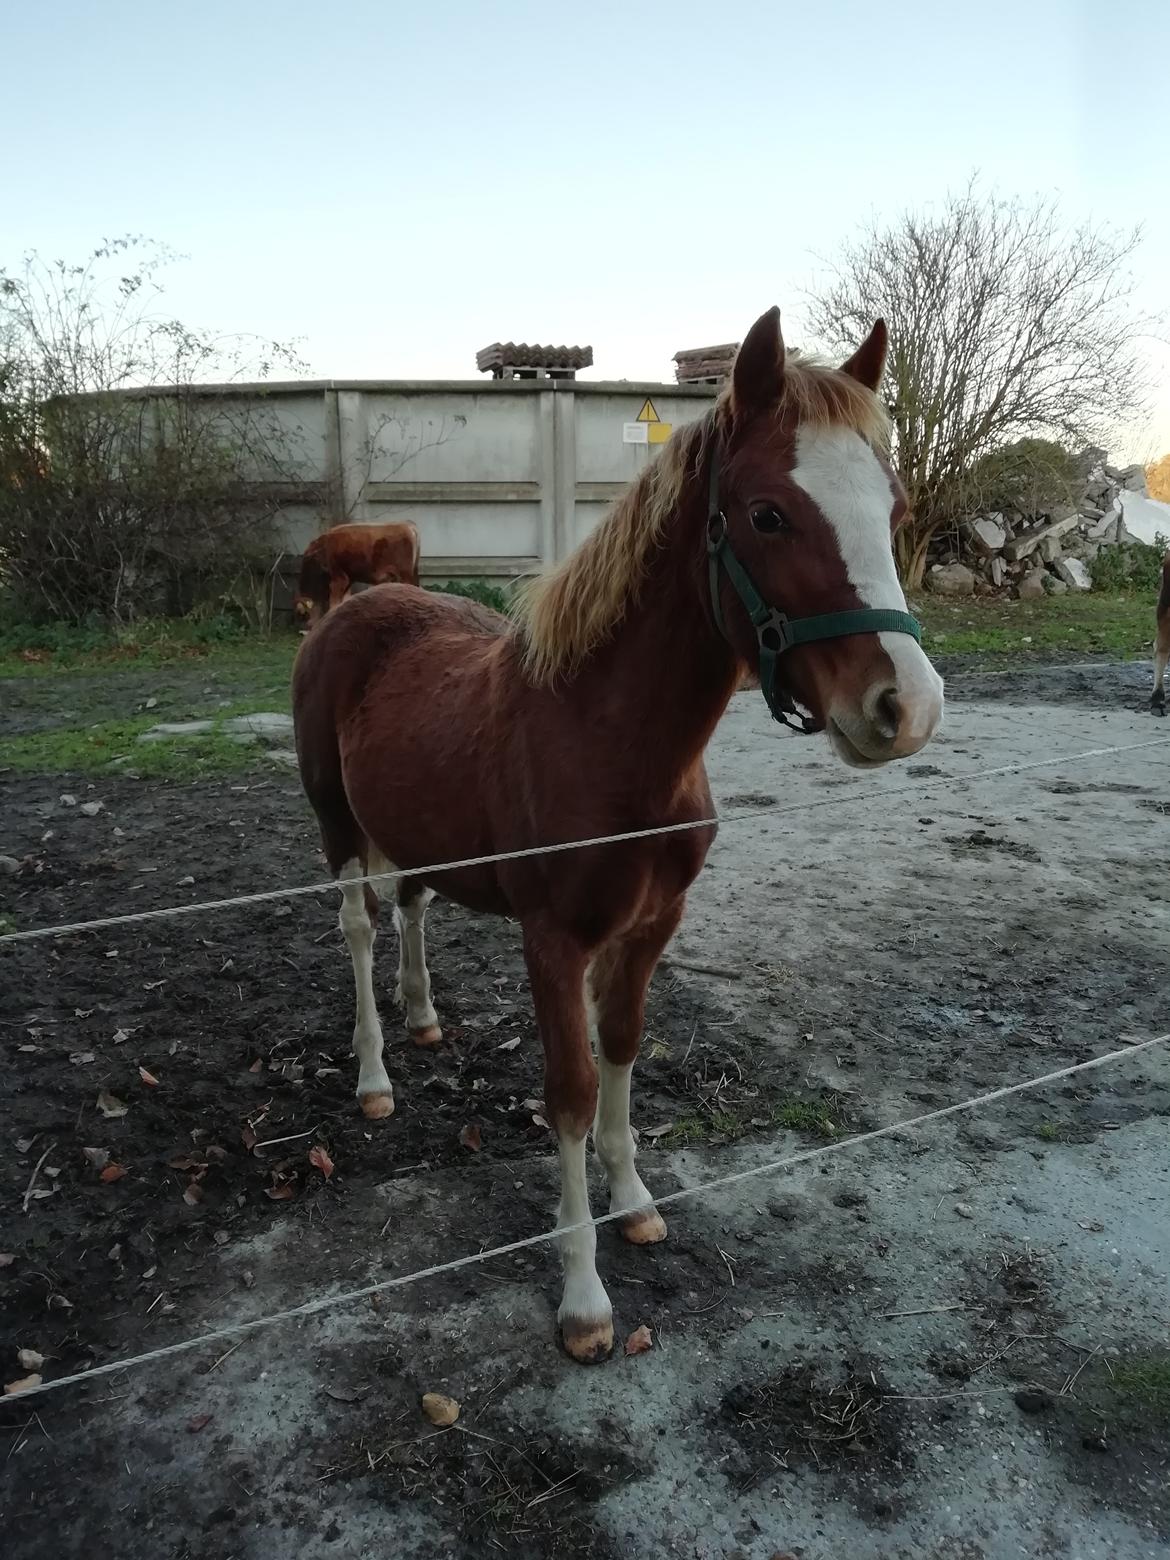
left=588, top=900, right=685, bottom=1245
left=338, top=856, right=395, bottom=1120
left=390, top=869, right=442, bottom=1047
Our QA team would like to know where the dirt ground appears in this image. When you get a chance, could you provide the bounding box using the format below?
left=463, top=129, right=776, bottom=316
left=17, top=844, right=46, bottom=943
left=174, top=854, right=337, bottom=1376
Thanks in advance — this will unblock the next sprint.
left=1, top=653, right=1169, bottom=1560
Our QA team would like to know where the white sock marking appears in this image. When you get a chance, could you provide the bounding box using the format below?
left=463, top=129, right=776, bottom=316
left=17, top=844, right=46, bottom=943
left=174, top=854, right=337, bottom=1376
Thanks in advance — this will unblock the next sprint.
left=338, top=858, right=392, bottom=1102
left=394, top=887, right=439, bottom=1033
left=594, top=1057, right=656, bottom=1217
left=555, top=1130, right=611, bottom=1327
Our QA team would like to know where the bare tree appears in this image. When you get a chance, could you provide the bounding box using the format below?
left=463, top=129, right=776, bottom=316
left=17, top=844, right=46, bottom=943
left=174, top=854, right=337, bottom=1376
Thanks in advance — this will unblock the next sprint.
left=0, top=238, right=306, bottom=623
left=806, top=185, right=1151, bottom=584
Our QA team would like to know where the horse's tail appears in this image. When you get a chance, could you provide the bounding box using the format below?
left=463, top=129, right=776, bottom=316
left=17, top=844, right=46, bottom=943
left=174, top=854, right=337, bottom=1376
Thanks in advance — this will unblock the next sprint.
left=1159, top=551, right=1170, bottom=621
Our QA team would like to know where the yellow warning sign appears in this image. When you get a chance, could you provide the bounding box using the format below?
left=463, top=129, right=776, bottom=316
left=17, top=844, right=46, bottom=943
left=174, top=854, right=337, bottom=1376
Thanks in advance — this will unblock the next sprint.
left=635, top=398, right=661, bottom=423
left=647, top=422, right=672, bottom=444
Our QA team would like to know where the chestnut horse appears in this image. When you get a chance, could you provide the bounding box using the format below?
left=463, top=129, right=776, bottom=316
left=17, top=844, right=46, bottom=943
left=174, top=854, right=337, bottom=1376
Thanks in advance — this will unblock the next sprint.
left=292, top=520, right=421, bottom=625
left=1152, top=551, right=1170, bottom=714
left=293, top=307, right=945, bottom=1362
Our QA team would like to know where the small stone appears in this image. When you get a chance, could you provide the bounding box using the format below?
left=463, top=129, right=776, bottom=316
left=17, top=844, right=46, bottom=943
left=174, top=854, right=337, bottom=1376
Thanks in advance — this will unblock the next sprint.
left=0, top=856, right=19, bottom=876
left=145, top=697, right=158, bottom=709
left=1017, top=570, right=1047, bottom=600
left=954, top=1202, right=975, bottom=1219
left=79, top=801, right=104, bottom=817
left=59, top=793, right=78, bottom=807
left=421, top=1392, right=460, bottom=1427
left=1014, top=1388, right=1050, bottom=1414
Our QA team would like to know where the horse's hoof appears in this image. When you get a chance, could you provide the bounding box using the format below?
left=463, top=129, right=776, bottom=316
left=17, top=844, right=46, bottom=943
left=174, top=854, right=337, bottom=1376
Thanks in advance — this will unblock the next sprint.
left=619, top=1208, right=668, bottom=1245
left=411, top=1025, right=442, bottom=1048
left=561, top=1316, right=614, bottom=1364
left=359, top=1091, right=395, bottom=1120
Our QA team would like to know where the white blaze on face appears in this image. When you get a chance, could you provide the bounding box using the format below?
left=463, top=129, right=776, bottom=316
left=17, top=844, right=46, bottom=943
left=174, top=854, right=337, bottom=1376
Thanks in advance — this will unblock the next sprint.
left=789, top=425, right=944, bottom=750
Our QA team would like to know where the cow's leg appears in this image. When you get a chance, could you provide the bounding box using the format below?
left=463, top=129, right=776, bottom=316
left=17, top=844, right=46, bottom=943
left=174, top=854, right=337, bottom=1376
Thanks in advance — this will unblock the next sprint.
left=523, top=920, right=611, bottom=1364
left=589, top=900, right=684, bottom=1244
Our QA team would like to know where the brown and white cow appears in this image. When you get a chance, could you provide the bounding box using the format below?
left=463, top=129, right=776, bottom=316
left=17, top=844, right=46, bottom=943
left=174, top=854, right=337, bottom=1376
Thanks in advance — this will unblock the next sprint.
left=292, top=521, right=421, bottom=626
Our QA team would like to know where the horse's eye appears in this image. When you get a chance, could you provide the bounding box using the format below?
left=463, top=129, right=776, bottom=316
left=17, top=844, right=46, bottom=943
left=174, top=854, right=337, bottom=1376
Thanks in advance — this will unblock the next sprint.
left=750, top=506, right=788, bottom=535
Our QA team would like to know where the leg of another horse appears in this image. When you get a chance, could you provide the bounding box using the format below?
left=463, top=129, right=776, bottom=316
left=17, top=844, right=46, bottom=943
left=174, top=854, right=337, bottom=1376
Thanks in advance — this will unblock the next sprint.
left=328, top=572, right=350, bottom=613
left=394, top=881, right=442, bottom=1046
left=589, top=900, right=684, bottom=1245
left=338, top=858, right=394, bottom=1120
left=1152, top=634, right=1168, bottom=714
left=523, top=921, right=611, bottom=1364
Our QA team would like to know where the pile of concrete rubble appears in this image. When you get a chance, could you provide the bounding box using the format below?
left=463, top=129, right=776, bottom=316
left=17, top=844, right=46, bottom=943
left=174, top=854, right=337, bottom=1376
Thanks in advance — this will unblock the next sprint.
left=925, top=453, right=1152, bottom=599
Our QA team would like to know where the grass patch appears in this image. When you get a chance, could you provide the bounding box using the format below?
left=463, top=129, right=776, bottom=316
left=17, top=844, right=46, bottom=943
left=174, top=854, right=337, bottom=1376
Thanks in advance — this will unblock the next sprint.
left=1109, top=1355, right=1170, bottom=1419
left=0, top=704, right=290, bottom=780
left=913, top=592, right=1155, bottom=660
left=0, top=914, right=16, bottom=935
left=665, top=1095, right=841, bottom=1147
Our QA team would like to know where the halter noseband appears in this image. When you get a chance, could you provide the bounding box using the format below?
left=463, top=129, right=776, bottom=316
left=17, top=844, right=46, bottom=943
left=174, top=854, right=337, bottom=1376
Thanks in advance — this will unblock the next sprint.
left=705, top=438, right=923, bottom=734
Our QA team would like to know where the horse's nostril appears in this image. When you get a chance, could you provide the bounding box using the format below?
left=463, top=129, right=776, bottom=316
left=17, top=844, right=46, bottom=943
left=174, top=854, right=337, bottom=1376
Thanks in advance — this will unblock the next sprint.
left=874, top=688, right=901, bottom=739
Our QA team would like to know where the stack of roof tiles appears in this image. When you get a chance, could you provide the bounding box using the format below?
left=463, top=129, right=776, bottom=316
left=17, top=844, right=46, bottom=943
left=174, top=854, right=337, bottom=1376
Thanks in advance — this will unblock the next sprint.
left=476, top=342, right=594, bottom=377
left=673, top=342, right=739, bottom=384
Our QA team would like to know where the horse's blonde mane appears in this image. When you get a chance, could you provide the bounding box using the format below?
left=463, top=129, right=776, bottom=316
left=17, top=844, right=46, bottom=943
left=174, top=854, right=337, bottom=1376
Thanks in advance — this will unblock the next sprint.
left=515, top=357, right=888, bottom=686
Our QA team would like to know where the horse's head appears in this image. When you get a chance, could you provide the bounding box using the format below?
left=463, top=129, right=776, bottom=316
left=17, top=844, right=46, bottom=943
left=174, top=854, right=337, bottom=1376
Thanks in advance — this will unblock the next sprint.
left=708, top=307, right=944, bottom=766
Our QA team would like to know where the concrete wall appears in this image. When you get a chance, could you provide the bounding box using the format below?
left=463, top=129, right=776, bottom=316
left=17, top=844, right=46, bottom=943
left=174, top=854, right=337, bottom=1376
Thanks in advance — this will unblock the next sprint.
left=132, top=377, right=719, bottom=581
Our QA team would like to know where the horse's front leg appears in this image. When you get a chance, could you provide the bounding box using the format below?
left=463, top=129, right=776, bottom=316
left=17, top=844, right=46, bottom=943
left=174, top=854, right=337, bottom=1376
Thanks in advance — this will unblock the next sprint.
left=523, top=921, right=612, bottom=1364
left=589, top=900, right=686, bottom=1245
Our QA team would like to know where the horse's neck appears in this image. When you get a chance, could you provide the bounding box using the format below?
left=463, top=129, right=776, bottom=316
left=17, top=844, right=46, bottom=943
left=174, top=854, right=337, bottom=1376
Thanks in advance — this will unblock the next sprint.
left=574, top=514, right=740, bottom=798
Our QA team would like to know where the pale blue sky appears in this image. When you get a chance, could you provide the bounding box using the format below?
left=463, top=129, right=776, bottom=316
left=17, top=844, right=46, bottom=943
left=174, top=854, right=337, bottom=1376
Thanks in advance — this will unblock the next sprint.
left=4, top=0, right=1167, bottom=454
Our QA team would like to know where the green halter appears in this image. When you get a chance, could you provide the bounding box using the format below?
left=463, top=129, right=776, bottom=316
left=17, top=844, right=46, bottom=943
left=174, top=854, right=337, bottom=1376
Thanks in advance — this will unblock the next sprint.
left=706, top=442, right=923, bottom=732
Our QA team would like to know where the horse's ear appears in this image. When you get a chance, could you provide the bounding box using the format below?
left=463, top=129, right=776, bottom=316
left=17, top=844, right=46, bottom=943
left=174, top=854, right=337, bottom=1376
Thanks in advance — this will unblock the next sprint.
left=840, top=319, right=888, bottom=392
left=731, top=307, right=786, bottom=419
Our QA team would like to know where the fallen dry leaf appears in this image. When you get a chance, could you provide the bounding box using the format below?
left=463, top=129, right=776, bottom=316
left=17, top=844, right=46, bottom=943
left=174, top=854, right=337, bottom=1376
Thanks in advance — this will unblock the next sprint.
left=308, top=1144, right=334, bottom=1179
left=100, top=1164, right=127, bottom=1184
left=112, top=1028, right=131, bottom=1045
left=4, top=1374, right=42, bottom=1396
left=138, top=1067, right=159, bottom=1087
left=642, top=1123, right=675, bottom=1140
left=187, top=1412, right=213, bottom=1433
left=204, top=1145, right=227, bottom=1164
left=248, top=1058, right=263, bottom=1074
left=0, top=1255, right=15, bottom=1269
left=624, top=1325, right=654, bottom=1357
left=497, top=1037, right=521, bottom=1052
left=17, top=1349, right=45, bottom=1371
left=15, top=1137, right=35, bottom=1154
left=182, top=1182, right=204, bottom=1207
left=69, top=1052, right=96, bottom=1065
left=421, top=1392, right=460, bottom=1427
left=458, top=1123, right=482, bottom=1152
left=531, top=1114, right=550, bottom=1131
left=167, top=1152, right=206, bottom=1172
left=96, top=1090, right=128, bottom=1119
left=82, top=1147, right=110, bottom=1171
left=240, top=1125, right=258, bottom=1151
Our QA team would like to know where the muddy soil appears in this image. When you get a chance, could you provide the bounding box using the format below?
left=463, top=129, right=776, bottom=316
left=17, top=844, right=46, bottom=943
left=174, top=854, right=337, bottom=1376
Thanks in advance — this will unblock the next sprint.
left=1, top=657, right=1168, bottom=1560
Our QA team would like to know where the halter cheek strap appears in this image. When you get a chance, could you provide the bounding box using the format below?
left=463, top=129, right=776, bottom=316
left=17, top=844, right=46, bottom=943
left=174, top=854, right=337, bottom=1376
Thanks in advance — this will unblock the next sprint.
left=705, top=442, right=923, bottom=733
